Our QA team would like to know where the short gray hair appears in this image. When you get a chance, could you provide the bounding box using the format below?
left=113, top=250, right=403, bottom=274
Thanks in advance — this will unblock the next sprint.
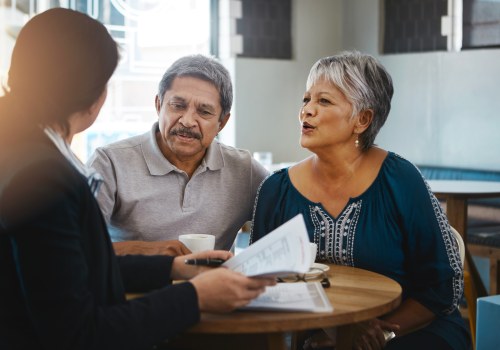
left=306, top=51, right=393, bottom=151
left=157, top=54, right=233, bottom=120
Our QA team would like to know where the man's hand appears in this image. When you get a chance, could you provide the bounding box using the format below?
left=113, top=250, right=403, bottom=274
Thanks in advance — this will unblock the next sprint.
left=113, top=240, right=191, bottom=256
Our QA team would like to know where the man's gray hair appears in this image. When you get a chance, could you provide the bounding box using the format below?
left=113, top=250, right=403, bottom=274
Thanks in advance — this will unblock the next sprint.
left=157, top=54, right=233, bottom=120
left=306, top=51, right=394, bottom=151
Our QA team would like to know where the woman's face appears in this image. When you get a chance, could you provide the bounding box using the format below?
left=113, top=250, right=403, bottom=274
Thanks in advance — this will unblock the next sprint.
left=299, top=78, right=357, bottom=152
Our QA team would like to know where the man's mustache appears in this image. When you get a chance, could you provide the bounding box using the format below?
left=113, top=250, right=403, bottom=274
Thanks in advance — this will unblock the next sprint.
left=170, top=127, right=202, bottom=140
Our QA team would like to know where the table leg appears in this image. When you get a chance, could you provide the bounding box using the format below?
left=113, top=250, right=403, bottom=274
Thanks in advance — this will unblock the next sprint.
left=336, top=324, right=354, bottom=350
left=165, top=332, right=287, bottom=350
left=266, top=332, right=287, bottom=350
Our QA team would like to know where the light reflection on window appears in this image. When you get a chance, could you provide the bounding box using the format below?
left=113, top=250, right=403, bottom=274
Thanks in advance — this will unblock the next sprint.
left=72, top=0, right=211, bottom=162
left=2, top=1, right=211, bottom=162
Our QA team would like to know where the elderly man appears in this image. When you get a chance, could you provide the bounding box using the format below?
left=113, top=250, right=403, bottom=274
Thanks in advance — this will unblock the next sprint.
left=88, top=55, right=268, bottom=255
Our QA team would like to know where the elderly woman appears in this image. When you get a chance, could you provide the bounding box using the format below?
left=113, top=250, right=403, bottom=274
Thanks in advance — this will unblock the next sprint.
left=250, top=51, right=470, bottom=350
left=0, top=8, right=273, bottom=350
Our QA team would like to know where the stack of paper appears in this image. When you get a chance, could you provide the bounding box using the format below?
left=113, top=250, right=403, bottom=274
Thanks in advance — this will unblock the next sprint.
left=223, top=214, right=333, bottom=313
left=244, top=282, right=333, bottom=313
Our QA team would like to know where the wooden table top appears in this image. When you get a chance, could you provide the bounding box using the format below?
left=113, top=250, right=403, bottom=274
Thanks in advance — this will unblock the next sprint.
left=186, top=264, right=402, bottom=334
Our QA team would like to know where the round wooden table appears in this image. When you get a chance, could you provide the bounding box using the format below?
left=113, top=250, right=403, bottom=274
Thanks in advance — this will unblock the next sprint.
left=168, top=264, right=402, bottom=350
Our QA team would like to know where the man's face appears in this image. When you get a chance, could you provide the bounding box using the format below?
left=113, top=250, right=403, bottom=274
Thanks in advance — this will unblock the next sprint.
left=156, top=76, right=229, bottom=163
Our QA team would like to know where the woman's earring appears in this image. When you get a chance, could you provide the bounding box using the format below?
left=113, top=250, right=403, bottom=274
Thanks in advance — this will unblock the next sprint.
left=355, top=135, right=360, bottom=148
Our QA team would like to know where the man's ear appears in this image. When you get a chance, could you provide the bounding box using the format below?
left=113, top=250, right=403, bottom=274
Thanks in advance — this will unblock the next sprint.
left=218, top=113, right=231, bottom=131
left=356, top=109, right=373, bottom=133
left=155, top=95, right=161, bottom=115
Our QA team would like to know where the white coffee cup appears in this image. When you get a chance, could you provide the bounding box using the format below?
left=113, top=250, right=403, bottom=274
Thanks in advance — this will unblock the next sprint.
left=179, top=234, right=215, bottom=253
left=309, top=242, right=317, bottom=268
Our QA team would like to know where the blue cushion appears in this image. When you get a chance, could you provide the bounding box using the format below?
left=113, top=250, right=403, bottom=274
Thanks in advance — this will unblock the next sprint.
left=417, top=165, right=500, bottom=182
left=417, top=165, right=500, bottom=209
left=468, top=230, right=500, bottom=248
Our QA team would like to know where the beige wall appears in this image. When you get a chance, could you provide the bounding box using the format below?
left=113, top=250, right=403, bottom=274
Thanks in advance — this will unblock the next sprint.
left=232, top=0, right=344, bottom=164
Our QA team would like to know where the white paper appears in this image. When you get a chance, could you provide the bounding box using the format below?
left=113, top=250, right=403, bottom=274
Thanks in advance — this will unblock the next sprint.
left=224, top=215, right=333, bottom=313
left=243, top=282, right=333, bottom=313
left=222, top=214, right=311, bottom=277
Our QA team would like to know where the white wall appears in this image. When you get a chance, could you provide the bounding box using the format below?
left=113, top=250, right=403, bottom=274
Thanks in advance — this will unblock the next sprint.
left=343, top=0, right=500, bottom=171
left=232, top=0, right=344, bottom=164
left=233, top=0, right=500, bottom=170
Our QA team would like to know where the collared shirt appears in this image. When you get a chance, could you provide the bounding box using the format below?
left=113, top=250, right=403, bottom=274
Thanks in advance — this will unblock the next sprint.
left=43, top=127, right=103, bottom=196
left=88, top=122, right=269, bottom=250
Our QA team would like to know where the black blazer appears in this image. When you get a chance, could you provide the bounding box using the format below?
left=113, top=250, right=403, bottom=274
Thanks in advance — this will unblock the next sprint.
left=0, top=130, right=199, bottom=350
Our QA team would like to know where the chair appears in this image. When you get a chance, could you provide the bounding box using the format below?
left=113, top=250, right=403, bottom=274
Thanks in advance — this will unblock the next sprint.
left=450, top=226, right=488, bottom=350
left=451, top=226, right=465, bottom=266
left=467, top=227, right=500, bottom=295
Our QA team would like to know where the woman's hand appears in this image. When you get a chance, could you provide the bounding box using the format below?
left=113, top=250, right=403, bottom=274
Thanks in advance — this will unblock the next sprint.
left=353, top=318, right=400, bottom=350
left=190, top=268, right=276, bottom=313
left=171, top=250, right=233, bottom=280
left=113, top=240, right=192, bottom=256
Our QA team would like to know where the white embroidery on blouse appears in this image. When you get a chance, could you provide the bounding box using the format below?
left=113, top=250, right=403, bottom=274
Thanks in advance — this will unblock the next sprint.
left=309, top=201, right=362, bottom=267
left=423, top=178, right=464, bottom=314
left=405, top=155, right=464, bottom=315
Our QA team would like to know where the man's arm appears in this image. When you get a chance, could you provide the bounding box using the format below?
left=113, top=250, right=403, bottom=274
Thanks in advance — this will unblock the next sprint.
left=113, top=240, right=191, bottom=256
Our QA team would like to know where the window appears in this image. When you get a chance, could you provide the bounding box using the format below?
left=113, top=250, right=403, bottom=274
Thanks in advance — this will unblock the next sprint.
left=462, top=0, right=500, bottom=49
left=383, top=0, right=448, bottom=53
left=76, top=0, right=213, bottom=161
left=236, top=0, right=292, bottom=59
left=1, top=0, right=214, bottom=162
left=383, top=0, right=500, bottom=54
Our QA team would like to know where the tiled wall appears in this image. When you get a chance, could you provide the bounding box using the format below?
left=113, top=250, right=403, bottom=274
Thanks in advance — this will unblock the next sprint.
left=236, top=0, right=291, bottom=59
left=383, top=0, right=448, bottom=53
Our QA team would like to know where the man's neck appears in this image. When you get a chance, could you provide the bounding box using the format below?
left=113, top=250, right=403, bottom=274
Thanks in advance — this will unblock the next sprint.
left=155, top=131, right=206, bottom=178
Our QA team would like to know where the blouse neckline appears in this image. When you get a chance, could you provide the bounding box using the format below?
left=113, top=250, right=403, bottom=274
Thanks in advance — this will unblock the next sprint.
left=284, top=152, right=393, bottom=220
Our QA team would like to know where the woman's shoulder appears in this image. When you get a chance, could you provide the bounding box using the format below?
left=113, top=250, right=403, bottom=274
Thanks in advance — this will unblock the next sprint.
left=2, top=134, right=82, bottom=195
left=262, top=167, right=289, bottom=186
left=379, top=152, right=430, bottom=197
left=383, top=152, right=424, bottom=180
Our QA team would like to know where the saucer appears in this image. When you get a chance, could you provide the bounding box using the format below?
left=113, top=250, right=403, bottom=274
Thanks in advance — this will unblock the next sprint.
left=305, top=263, right=330, bottom=277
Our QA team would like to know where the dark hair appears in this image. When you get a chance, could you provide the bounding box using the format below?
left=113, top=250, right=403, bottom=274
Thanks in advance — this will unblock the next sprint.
left=307, top=51, right=394, bottom=151
left=2, top=8, right=119, bottom=136
left=157, top=55, right=233, bottom=120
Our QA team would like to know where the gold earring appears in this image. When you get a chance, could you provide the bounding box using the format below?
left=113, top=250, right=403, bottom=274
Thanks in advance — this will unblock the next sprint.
left=355, top=135, right=360, bottom=148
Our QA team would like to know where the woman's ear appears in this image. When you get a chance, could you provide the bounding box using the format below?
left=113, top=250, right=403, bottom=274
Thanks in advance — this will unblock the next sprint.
left=356, top=109, right=374, bottom=133
left=88, top=88, right=108, bottom=117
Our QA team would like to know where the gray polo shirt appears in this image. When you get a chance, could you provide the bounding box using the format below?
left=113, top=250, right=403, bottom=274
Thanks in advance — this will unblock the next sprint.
left=87, top=122, right=269, bottom=250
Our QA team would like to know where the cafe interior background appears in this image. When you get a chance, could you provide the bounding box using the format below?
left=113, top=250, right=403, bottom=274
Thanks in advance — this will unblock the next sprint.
left=1, top=0, right=500, bottom=308
left=1, top=0, right=500, bottom=168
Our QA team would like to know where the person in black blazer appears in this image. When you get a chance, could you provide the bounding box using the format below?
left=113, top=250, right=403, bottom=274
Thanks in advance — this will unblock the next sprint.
left=0, top=8, right=274, bottom=350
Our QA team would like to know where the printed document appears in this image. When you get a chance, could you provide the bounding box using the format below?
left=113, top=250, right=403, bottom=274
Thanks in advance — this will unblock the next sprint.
left=222, top=214, right=311, bottom=277
left=223, top=214, right=333, bottom=313
left=244, top=282, right=333, bottom=313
